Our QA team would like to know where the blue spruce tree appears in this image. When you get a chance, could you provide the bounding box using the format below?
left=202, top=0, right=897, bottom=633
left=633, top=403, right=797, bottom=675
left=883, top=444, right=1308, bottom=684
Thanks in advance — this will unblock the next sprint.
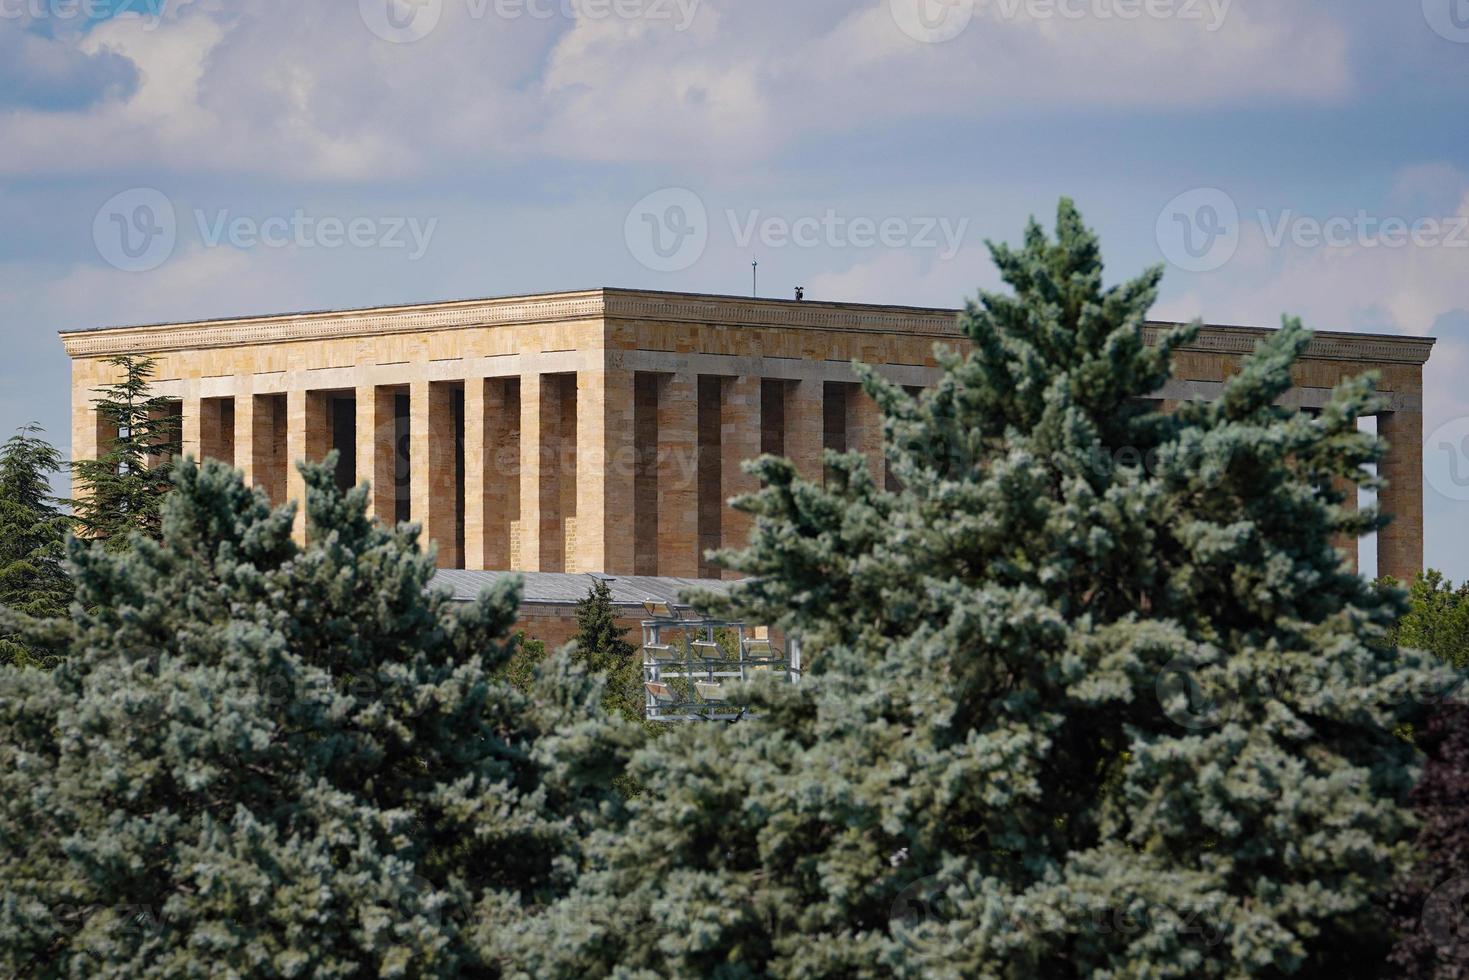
left=501, top=200, right=1446, bottom=978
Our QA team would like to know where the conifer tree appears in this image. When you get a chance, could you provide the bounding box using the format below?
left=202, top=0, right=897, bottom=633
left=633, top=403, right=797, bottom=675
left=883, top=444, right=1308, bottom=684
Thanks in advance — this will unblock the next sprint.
left=0, top=425, right=72, bottom=668
left=69, top=355, right=179, bottom=550
left=504, top=200, right=1444, bottom=978
left=1386, top=574, right=1469, bottom=979
left=0, top=456, right=636, bottom=978
left=571, top=580, right=646, bottom=729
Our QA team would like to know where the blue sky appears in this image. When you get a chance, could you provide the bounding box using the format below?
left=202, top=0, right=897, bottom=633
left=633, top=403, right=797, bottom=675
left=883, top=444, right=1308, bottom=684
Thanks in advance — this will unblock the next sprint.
left=2, top=0, right=1466, bottom=578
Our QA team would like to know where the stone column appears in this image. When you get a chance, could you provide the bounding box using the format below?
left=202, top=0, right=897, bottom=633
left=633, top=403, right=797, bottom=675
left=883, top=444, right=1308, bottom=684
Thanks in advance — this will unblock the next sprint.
left=847, top=383, right=885, bottom=488
left=720, top=375, right=762, bottom=576
left=1330, top=473, right=1360, bottom=575
left=463, top=379, right=489, bottom=571
left=247, top=393, right=289, bottom=506
left=1378, top=409, right=1424, bottom=584
left=485, top=380, right=519, bottom=570
left=286, top=390, right=331, bottom=544
left=70, top=365, right=114, bottom=512
left=518, top=372, right=544, bottom=571
left=234, top=379, right=256, bottom=488
left=576, top=367, right=637, bottom=575
left=657, top=372, right=699, bottom=578
left=357, top=384, right=397, bottom=525
left=182, top=393, right=203, bottom=462
left=783, top=378, right=825, bottom=486
left=411, top=380, right=460, bottom=569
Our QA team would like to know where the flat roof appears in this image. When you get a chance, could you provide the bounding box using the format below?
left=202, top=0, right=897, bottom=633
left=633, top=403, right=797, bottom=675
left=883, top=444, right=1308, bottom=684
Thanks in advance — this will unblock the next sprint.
left=431, top=569, right=728, bottom=608
left=57, top=286, right=1436, bottom=365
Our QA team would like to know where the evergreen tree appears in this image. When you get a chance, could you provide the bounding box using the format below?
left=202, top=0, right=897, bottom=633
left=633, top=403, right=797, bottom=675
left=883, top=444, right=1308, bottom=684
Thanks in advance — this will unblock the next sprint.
left=69, top=355, right=179, bottom=550
left=0, top=456, right=637, bottom=977
left=0, top=425, right=73, bottom=668
left=1386, top=574, right=1469, bottom=978
left=500, top=632, right=550, bottom=695
left=1388, top=571, right=1469, bottom=669
left=571, top=580, right=647, bottom=729
left=504, top=200, right=1445, bottom=977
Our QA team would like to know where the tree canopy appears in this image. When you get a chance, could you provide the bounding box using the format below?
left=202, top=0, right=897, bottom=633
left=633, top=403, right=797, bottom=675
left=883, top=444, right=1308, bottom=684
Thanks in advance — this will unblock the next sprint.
left=69, top=355, right=180, bottom=550
left=0, top=456, right=637, bottom=978
left=499, top=199, right=1446, bottom=978
left=0, top=424, right=73, bottom=668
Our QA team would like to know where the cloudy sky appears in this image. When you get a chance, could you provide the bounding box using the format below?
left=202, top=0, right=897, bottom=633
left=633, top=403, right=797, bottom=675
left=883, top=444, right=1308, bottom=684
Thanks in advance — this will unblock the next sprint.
left=2, top=0, right=1467, bottom=577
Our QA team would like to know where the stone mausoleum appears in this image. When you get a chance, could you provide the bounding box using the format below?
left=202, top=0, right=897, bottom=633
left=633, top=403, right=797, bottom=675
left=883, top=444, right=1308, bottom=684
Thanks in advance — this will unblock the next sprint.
left=62, top=288, right=1434, bottom=643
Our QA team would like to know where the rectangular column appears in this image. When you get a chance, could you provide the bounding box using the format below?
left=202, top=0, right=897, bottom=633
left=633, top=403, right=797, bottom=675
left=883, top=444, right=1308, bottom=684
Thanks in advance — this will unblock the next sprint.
left=234, top=378, right=256, bottom=488
left=70, top=368, right=116, bottom=516
left=554, top=375, right=578, bottom=574
left=248, top=393, right=288, bottom=506
left=517, top=372, right=544, bottom=572
left=847, top=384, right=885, bottom=489
left=657, top=372, right=699, bottom=578
left=1331, top=472, right=1360, bottom=575
left=720, top=375, right=762, bottom=577
left=485, top=380, right=520, bottom=570
left=576, top=367, right=636, bottom=575
left=784, top=378, right=825, bottom=486
left=286, top=390, right=331, bottom=544
left=182, top=393, right=203, bottom=462
left=464, top=380, right=489, bottom=570
left=634, top=374, right=659, bottom=576
left=1378, top=409, right=1424, bottom=584
left=411, top=380, right=461, bottom=570
left=697, top=376, right=723, bottom=579
left=357, top=385, right=397, bottom=524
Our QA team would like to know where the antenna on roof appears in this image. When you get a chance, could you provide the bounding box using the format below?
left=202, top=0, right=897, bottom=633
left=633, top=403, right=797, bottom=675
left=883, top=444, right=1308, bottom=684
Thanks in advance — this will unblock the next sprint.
left=752, top=258, right=758, bottom=298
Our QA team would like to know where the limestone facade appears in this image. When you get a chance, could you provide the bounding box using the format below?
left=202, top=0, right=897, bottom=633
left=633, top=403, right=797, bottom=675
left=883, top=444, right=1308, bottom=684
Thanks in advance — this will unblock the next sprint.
left=62, top=288, right=1435, bottom=584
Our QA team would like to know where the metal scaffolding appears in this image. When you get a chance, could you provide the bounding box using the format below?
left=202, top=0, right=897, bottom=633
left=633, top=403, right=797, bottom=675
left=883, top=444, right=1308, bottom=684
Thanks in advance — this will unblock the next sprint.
left=641, top=604, right=801, bottom=722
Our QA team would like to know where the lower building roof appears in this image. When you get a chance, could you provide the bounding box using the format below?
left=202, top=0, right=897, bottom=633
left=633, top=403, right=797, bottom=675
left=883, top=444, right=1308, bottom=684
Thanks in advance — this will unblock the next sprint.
left=430, top=569, right=729, bottom=609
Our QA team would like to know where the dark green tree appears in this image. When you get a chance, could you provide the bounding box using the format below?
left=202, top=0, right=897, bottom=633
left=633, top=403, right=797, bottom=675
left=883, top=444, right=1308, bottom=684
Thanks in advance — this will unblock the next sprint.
left=0, top=456, right=637, bottom=977
left=502, top=200, right=1445, bottom=978
left=1385, top=574, right=1469, bottom=979
left=69, top=355, right=179, bottom=550
left=1387, top=570, right=1469, bottom=670
left=571, top=580, right=646, bottom=729
left=0, top=425, right=73, bottom=668
left=500, top=632, right=549, bottom=695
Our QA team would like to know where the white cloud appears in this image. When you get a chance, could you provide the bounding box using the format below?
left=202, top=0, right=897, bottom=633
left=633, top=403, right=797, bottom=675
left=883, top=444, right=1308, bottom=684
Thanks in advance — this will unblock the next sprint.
left=0, top=0, right=1355, bottom=178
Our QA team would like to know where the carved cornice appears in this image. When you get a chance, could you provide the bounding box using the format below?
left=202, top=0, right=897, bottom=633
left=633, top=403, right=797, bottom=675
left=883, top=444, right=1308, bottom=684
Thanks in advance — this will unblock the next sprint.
left=59, top=290, right=606, bottom=358
left=58, top=288, right=1435, bottom=367
left=602, top=290, right=964, bottom=337
left=1145, top=322, right=1436, bottom=365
